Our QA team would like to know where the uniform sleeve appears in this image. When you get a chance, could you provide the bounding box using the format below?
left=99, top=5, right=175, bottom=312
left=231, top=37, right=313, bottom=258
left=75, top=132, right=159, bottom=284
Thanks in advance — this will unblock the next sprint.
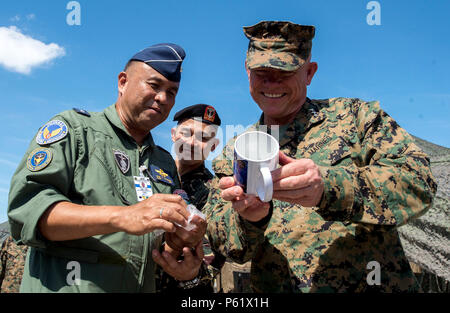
left=204, top=153, right=267, bottom=265
left=7, top=115, right=79, bottom=248
left=317, top=99, right=437, bottom=227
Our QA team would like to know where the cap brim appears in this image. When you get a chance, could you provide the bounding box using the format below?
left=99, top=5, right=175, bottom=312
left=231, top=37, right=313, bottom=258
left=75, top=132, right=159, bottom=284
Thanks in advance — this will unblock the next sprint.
left=246, top=51, right=304, bottom=71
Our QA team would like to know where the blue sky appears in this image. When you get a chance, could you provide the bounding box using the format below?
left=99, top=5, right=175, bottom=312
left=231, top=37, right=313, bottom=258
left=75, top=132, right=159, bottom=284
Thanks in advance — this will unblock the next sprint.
left=1, top=0, right=449, bottom=222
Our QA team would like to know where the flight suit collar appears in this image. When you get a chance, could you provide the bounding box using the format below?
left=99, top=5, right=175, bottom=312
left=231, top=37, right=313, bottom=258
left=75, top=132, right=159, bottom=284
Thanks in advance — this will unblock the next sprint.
left=104, top=103, right=156, bottom=148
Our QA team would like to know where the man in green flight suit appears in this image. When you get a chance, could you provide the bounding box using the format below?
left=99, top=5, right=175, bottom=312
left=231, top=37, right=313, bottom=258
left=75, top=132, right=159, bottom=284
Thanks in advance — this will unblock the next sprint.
left=7, top=43, right=206, bottom=292
left=204, top=21, right=438, bottom=292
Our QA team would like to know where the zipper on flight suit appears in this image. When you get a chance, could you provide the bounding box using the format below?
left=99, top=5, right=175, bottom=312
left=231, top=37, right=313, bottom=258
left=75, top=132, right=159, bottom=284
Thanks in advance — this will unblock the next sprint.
left=137, top=144, right=153, bottom=291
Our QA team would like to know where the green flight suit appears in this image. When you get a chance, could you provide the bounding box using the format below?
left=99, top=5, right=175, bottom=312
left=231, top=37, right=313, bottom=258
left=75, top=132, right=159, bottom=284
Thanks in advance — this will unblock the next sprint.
left=8, top=104, right=180, bottom=292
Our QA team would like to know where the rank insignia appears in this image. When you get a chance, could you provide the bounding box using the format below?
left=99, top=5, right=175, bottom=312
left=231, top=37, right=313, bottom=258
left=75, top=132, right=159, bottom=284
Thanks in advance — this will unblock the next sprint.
left=73, top=108, right=91, bottom=117
left=27, top=148, right=53, bottom=172
left=204, top=106, right=216, bottom=123
left=36, top=120, right=68, bottom=145
left=150, top=165, right=174, bottom=185
left=113, top=149, right=130, bottom=174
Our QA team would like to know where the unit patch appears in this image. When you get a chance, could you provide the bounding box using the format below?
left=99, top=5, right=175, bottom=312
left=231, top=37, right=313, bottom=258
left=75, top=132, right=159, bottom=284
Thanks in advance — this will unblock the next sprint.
left=113, top=149, right=130, bottom=174
left=36, top=120, right=68, bottom=145
left=27, top=148, right=53, bottom=172
left=204, top=106, right=216, bottom=122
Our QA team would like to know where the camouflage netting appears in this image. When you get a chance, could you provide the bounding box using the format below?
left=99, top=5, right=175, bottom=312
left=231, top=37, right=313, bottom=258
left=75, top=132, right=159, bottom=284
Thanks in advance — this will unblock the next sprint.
left=397, top=136, right=450, bottom=291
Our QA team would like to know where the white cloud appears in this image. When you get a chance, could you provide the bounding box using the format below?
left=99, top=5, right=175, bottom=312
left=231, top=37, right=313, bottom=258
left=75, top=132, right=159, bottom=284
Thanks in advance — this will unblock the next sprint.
left=26, top=14, right=36, bottom=21
left=0, top=26, right=65, bottom=75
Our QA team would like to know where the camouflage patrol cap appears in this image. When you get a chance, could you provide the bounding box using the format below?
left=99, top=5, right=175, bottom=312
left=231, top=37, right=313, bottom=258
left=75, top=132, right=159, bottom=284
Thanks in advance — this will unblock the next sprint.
left=244, top=21, right=315, bottom=71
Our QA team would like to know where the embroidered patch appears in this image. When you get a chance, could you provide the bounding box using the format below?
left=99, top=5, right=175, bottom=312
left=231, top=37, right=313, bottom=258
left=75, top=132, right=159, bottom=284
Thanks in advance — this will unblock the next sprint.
left=150, top=165, right=174, bottom=185
left=27, top=148, right=53, bottom=172
left=36, top=120, right=68, bottom=145
left=113, top=149, right=130, bottom=174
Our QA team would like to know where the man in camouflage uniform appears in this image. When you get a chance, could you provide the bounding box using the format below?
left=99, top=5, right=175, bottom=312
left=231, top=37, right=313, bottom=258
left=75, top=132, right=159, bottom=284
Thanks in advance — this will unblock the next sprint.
left=172, top=104, right=221, bottom=210
left=0, top=236, right=28, bottom=293
left=204, top=21, right=437, bottom=292
left=171, top=105, right=253, bottom=293
left=156, top=104, right=226, bottom=292
left=7, top=43, right=207, bottom=292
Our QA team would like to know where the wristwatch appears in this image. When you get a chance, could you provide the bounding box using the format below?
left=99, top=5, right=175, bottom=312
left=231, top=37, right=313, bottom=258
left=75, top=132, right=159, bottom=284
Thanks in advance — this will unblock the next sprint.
left=177, top=276, right=201, bottom=289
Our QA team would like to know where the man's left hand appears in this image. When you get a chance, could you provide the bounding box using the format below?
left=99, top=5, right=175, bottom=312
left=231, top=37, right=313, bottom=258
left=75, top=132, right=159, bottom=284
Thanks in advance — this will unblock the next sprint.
left=271, top=151, right=324, bottom=207
left=152, top=240, right=204, bottom=281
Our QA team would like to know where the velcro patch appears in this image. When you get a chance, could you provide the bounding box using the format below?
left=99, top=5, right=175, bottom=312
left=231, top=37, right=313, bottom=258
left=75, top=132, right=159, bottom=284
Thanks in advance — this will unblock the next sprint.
left=27, top=148, right=53, bottom=172
left=150, top=165, right=174, bottom=185
left=36, top=120, right=68, bottom=145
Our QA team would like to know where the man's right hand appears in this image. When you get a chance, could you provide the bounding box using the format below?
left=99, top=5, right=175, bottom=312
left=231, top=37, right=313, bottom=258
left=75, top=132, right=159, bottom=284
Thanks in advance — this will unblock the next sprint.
left=219, top=177, right=271, bottom=222
left=111, top=194, right=190, bottom=235
left=164, top=215, right=207, bottom=256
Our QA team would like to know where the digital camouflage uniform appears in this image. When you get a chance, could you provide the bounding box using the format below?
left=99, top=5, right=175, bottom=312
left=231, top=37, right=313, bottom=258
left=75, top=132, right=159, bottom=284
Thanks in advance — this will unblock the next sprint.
left=203, top=20, right=437, bottom=293
left=244, top=21, right=315, bottom=72
left=0, top=236, right=28, bottom=293
left=8, top=104, right=180, bottom=292
left=205, top=97, right=437, bottom=292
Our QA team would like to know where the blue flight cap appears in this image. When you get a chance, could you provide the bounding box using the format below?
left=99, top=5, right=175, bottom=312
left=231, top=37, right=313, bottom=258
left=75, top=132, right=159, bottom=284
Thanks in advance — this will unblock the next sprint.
left=130, top=43, right=186, bottom=82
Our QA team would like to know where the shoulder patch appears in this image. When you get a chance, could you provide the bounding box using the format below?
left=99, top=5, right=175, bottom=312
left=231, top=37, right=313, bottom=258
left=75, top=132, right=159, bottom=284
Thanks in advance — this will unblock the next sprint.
left=73, top=108, right=91, bottom=117
left=27, top=148, right=53, bottom=172
left=36, top=120, right=68, bottom=145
